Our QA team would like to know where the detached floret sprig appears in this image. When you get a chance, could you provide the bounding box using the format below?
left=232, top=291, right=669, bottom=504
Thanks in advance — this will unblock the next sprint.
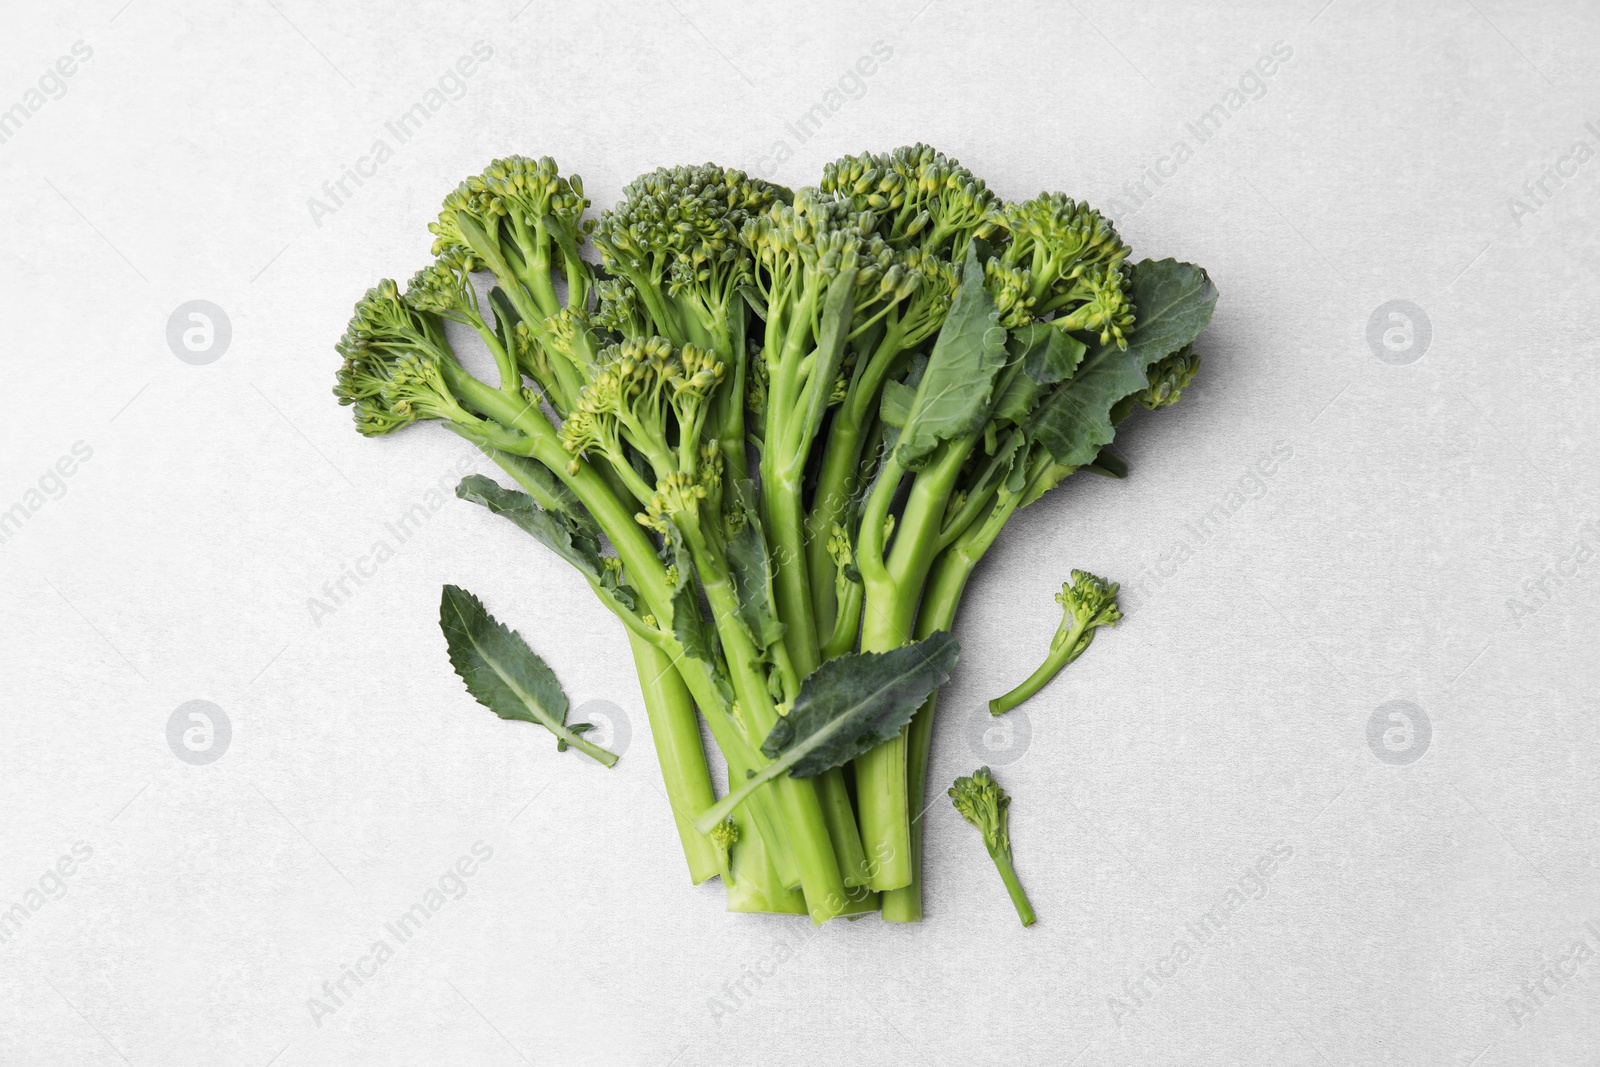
left=949, top=766, right=1035, bottom=927
left=989, top=570, right=1122, bottom=716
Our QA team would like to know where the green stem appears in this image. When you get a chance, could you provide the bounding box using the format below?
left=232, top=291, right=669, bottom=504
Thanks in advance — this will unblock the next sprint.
left=822, top=577, right=863, bottom=660
left=881, top=491, right=1021, bottom=922
left=852, top=595, right=917, bottom=890
left=625, top=631, right=721, bottom=885
left=722, top=803, right=809, bottom=915
left=853, top=440, right=973, bottom=892
left=763, top=474, right=822, bottom=679
left=991, top=846, right=1036, bottom=927
left=756, top=477, right=870, bottom=886
left=685, top=528, right=849, bottom=923
left=988, top=619, right=1084, bottom=715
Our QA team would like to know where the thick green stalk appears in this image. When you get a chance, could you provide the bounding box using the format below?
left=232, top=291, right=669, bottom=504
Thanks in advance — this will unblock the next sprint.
left=684, top=527, right=849, bottom=923
left=723, top=803, right=808, bottom=915
left=853, top=594, right=918, bottom=891
left=757, top=474, right=870, bottom=886
left=803, top=321, right=907, bottom=642
left=881, top=490, right=1021, bottom=922
left=802, top=416, right=864, bottom=642
left=822, top=576, right=863, bottom=660
left=764, top=474, right=822, bottom=671
left=626, top=631, right=721, bottom=885
left=853, top=440, right=974, bottom=892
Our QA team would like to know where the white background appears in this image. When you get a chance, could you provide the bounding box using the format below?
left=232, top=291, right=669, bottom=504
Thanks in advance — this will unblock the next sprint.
left=3, top=0, right=1598, bottom=1064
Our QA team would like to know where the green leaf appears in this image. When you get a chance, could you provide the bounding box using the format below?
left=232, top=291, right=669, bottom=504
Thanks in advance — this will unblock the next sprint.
left=895, top=249, right=1008, bottom=470
left=1030, top=259, right=1217, bottom=467
left=798, top=272, right=857, bottom=445
left=724, top=479, right=786, bottom=651
left=879, top=379, right=917, bottom=428
left=1015, top=323, right=1086, bottom=385
left=992, top=370, right=1042, bottom=427
left=483, top=455, right=598, bottom=537
left=489, top=287, right=521, bottom=360
left=768, top=630, right=961, bottom=775
left=673, top=583, right=721, bottom=661
left=455, top=476, right=630, bottom=609
left=438, top=585, right=618, bottom=766
left=457, top=476, right=599, bottom=572
left=1000, top=433, right=1031, bottom=493
left=991, top=325, right=1084, bottom=429
left=661, top=529, right=721, bottom=669
left=692, top=632, right=959, bottom=833
left=739, top=285, right=768, bottom=321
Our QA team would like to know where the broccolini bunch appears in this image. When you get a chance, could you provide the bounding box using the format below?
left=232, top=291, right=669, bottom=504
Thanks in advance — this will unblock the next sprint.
left=334, top=145, right=1216, bottom=924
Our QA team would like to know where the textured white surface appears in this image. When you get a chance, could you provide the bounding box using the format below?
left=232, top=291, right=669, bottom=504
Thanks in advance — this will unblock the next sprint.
left=2, top=1, right=1598, bottom=1064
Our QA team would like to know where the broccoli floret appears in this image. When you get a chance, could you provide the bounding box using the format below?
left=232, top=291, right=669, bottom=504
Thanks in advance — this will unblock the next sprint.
left=949, top=766, right=1035, bottom=927
left=558, top=337, right=726, bottom=491
left=1140, top=343, right=1201, bottom=410
left=997, top=193, right=1134, bottom=347
left=989, top=569, right=1121, bottom=715
left=333, top=280, right=475, bottom=436
left=819, top=143, right=1000, bottom=254
left=428, top=155, right=591, bottom=318
left=593, top=163, right=783, bottom=350
left=709, top=816, right=739, bottom=885
left=1110, top=343, right=1202, bottom=425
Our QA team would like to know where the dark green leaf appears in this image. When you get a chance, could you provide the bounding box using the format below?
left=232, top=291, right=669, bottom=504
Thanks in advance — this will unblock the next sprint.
left=482, top=455, right=598, bottom=537
left=738, top=285, right=768, bottom=322
left=456, top=476, right=629, bottom=609
left=992, top=369, right=1043, bottom=427
left=1030, top=259, right=1217, bottom=467
left=879, top=379, right=917, bottom=428
left=488, top=285, right=521, bottom=333
left=672, top=583, right=720, bottom=665
left=662, top=530, right=721, bottom=669
left=692, top=632, right=960, bottom=834
left=1001, top=433, right=1031, bottom=493
left=724, top=479, right=786, bottom=651
left=457, top=475, right=600, bottom=573
left=895, top=249, right=1008, bottom=470
left=763, top=631, right=960, bottom=776
left=438, top=585, right=618, bottom=766
left=1015, top=323, right=1086, bottom=385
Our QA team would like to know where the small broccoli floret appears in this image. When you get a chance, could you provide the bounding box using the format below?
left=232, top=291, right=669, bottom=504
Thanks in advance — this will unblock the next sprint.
left=949, top=766, right=1035, bottom=927
left=594, top=163, right=783, bottom=348
left=1109, top=343, right=1202, bottom=426
left=333, top=280, right=475, bottom=436
left=819, top=144, right=1000, bottom=254
left=1050, top=262, right=1136, bottom=349
left=558, top=337, right=726, bottom=489
left=709, top=816, right=739, bottom=884
left=997, top=194, right=1134, bottom=345
left=428, top=155, right=592, bottom=324
left=1140, top=344, right=1201, bottom=410
left=743, top=192, right=880, bottom=282
left=989, top=569, right=1121, bottom=716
